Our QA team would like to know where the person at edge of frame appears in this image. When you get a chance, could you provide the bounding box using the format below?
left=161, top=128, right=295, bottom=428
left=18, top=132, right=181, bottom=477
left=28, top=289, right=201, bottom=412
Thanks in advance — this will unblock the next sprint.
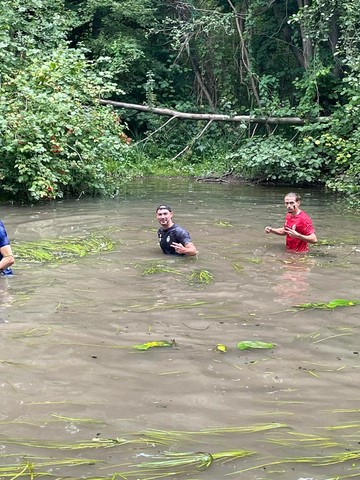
left=156, top=204, right=198, bottom=256
left=0, top=220, right=15, bottom=275
left=264, top=192, right=317, bottom=253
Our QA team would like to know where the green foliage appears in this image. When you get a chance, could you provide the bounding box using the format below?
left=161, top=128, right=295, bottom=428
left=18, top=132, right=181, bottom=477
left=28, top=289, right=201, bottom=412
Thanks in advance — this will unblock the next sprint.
left=226, top=136, right=324, bottom=184
left=1, top=0, right=360, bottom=207
left=0, top=45, right=131, bottom=200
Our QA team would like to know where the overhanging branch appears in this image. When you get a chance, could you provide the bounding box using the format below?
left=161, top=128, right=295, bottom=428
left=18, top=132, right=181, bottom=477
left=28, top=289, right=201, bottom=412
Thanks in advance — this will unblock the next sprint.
left=98, top=99, right=331, bottom=126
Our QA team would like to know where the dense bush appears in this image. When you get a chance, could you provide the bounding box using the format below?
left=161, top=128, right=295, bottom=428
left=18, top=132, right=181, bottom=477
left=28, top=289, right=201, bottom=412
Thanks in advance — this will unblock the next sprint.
left=0, top=46, right=131, bottom=200
left=223, top=136, right=325, bottom=184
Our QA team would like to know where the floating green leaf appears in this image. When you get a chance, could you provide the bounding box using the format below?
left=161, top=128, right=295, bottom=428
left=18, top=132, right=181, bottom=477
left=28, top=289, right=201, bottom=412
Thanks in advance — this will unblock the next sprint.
left=237, top=341, right=276, bottom=350
left=294, top=299, right=360, bottom=310
left=132, top=341, right=174, bottom=351
left=216, top=344, right=227, bottom=353
left=232, top=262, right=244, bottom=273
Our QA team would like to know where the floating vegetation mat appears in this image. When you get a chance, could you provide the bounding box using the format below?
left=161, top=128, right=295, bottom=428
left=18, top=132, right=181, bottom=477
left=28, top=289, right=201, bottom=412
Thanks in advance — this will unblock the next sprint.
left=13, top=235, right=115, bottom=263
left=140, top=263, right=214, bottom=285
left=2, top=423, right=360, bottom=479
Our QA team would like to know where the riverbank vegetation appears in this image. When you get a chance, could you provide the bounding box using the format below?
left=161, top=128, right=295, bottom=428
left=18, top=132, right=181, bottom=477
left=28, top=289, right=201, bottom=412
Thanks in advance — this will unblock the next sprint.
left=0, top=0, right=359, bottom=207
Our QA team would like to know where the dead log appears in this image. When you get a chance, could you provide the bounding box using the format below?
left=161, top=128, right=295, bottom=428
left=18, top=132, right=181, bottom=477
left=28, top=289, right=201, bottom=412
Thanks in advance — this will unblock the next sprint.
left=98, top=99, right=331, bottom=126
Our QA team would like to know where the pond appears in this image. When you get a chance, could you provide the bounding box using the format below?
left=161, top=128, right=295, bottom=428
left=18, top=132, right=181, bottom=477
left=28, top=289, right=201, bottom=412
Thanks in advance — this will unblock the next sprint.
left=1, top=178, right=359, bottom=480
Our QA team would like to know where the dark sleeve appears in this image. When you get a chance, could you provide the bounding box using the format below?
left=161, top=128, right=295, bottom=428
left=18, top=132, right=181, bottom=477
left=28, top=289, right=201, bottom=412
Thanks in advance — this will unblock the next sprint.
left=0, top=222, right=10, bottom=248
left=174, top=226, right=192, bottom=245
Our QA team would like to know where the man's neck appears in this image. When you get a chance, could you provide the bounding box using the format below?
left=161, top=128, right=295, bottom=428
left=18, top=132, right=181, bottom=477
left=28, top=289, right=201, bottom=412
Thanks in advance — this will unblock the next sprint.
left=290, top=208, right=301, bottom=217
left=162, top=221, right=174, bottom=230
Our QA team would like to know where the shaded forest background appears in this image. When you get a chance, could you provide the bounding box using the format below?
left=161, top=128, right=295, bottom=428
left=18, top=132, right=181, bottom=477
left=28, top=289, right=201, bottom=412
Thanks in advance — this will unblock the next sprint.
left=0, top=0, right=359, bottom=205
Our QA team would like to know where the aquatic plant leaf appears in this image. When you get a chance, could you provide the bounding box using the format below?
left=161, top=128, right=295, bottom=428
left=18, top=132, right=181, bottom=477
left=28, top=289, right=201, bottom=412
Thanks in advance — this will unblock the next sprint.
left=132, top=449, right=254, bottom=473
left=132, top=341, right=173, bottom=351
left=187, top=269, right=214, bottom=284
left=294, top=299, right=360, bottom=310
left=142, top=264, right=183, bottom=276
left=215, top=220, right=234, bottom=227
left=326, top=299, right=360, bottom=308
left=232, top=262, right=244, bottom=273
left=216, top=344, right=227, bottom=353
left=237, top=341, right=276, bottom=350
left=134, top=451, right=214, bottom=470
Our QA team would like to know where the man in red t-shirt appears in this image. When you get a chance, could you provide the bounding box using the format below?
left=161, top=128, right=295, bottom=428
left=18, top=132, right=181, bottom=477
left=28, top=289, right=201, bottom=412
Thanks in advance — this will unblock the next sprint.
left=264, top=192, right=317, bottom=253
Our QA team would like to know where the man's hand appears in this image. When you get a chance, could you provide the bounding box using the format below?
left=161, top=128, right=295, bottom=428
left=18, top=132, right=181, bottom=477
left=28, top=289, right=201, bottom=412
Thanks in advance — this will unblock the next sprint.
left=171, top=241, right=198, bottom=256
left=284, top=226, right=299, bottom=238
left=171, top=242, right=184, bottom=254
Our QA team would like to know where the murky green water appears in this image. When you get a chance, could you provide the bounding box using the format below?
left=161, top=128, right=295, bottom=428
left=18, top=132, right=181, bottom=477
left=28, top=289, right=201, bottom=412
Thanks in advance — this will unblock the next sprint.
left=1, top=178, right=359, bottom=479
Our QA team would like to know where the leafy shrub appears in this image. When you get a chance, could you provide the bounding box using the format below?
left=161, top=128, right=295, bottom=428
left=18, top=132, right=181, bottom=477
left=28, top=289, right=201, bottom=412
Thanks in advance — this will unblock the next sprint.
left=225, top=136, right=324, bottom=184
left=0, top=45, right=130, bottom=201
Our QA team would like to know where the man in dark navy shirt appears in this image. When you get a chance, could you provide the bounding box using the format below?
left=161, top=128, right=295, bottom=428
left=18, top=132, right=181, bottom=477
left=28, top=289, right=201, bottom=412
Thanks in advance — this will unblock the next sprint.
left=156, top=205, right=198, bottom=256
left=0, top=220, right=15, bottom=275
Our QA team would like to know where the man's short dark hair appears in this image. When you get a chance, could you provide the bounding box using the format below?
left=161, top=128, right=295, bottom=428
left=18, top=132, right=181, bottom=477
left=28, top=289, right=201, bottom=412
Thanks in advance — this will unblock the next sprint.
left=156, top=204, right=172, bottom=212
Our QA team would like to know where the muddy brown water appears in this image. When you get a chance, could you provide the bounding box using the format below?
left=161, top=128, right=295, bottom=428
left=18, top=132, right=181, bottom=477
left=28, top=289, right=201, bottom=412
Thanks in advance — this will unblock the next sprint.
left=1, top=178, right=359, bottom=479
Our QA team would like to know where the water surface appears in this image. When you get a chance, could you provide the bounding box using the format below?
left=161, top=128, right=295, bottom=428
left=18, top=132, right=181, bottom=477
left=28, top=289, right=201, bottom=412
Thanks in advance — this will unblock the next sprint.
left=1, top=179, right=359, bottom=479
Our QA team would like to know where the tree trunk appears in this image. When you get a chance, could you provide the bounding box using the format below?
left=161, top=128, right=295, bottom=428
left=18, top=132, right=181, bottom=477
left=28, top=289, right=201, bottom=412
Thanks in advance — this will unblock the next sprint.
left=296, top=0, right=314, bottom=70
left=272, top=0, right=306, bottom=70
left=98, top=99, right=331, bottom=125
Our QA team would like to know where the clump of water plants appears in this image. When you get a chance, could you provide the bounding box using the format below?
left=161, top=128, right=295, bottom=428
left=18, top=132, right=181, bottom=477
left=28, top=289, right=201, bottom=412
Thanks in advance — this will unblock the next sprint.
left=187, top=269, right=213, bottom=285
left=141, top=264, right=183, bottom=276
left=127, top=448, right=254, bottom=475
left=13, top=235, right=115, bottom=263
left=140, top=263, right=214, bottom=286
left=294, top=299, right=360, bottom=310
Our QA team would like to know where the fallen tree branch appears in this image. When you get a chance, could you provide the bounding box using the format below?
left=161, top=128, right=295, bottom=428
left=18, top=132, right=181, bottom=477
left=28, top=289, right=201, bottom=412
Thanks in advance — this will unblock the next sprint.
left=134, top=115, right=177, bottom=145
left=171, top=119, right=214, bottom=160
left=98, top=99, right=331, bottom=125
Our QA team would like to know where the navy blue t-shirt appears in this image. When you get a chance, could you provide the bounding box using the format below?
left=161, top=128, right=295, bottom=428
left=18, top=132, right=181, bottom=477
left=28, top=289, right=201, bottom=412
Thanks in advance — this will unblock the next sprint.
left=0, top=221, right=13, bottom=275
left=157, top=224, right=192, bottom=255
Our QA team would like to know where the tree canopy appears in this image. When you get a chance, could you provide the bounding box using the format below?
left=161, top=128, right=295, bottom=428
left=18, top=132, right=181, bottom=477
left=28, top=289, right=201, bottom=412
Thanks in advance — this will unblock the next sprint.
left=0, top=0, right=359, bottom=205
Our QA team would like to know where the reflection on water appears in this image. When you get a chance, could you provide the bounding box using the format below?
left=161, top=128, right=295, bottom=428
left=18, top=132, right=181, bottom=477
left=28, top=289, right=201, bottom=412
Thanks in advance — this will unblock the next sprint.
left=0, top=178, right=359, bottom=479
left=272, top=255, right=316, bottom=305
left=0, top=277, right=15, bottom=322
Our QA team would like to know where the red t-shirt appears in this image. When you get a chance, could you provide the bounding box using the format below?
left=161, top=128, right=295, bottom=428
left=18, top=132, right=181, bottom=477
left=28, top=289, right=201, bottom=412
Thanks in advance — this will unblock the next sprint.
left=284, top=210, right=315, bottom=253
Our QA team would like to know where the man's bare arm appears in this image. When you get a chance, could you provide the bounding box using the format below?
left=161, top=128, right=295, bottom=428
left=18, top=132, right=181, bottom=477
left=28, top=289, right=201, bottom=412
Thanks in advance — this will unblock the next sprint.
left=0, top=245, right=15, bottom=270
left=171, top=241, right=198, bottom=256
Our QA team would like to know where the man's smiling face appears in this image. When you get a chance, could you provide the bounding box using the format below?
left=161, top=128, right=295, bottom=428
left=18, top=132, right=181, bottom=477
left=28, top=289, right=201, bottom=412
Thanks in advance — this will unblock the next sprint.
left=156, top=208, right=173, bottom=229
